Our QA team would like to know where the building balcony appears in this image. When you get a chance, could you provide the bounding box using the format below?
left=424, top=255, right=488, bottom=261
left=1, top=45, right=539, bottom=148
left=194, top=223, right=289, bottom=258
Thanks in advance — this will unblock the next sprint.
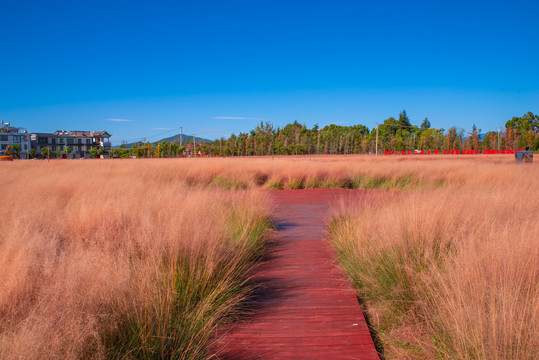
left=35, top=142, right=106, bottom=148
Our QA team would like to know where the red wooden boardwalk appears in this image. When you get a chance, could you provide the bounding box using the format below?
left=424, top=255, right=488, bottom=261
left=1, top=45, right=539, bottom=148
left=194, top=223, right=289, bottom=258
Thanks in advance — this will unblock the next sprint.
left=213, top=189, right=380, bottom=360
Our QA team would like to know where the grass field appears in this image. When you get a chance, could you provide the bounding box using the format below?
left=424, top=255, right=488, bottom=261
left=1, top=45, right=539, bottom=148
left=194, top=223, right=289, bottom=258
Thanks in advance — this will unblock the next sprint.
left=0, top=155, right=536, bottom=359
left=0, top=160, right=271, bottom=359
left=329, top=157, right=538, bottom=359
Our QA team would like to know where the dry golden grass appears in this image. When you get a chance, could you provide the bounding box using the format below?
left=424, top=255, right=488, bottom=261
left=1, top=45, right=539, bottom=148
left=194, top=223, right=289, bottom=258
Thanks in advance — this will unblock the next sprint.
left=330, top=158, right=538, bottom=359
left=0, top=155, right=536, bottom=359
left=189, top=154, right=529, bottom=190
left=3, top=154, right=522, bottom=191
left=0, top=159, right=270, bottom=359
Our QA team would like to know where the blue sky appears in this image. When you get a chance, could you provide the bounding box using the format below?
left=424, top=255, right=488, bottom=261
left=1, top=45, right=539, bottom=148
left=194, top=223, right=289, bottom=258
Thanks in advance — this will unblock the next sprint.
left=1, top=0, right=538, bottom=144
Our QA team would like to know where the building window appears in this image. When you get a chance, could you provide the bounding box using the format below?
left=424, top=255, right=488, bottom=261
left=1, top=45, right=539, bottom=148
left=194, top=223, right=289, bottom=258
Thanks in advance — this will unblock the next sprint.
left=58, top=138, right=64, bottom=144
left=13, top=136, right=22, bottom=143
left=38, top=137, right=47, bottom=144
left=86, top=139, right=91, bottom=144
left=78, top=139, right=82, bottom=144
left=0, top=135, right=7, bottom=141
left=67, top=138, right=74, bottom=144
left=52, top=146, right=56, bottom=151
left=23, top=144, right=26, bottom=150
left=1, top=144, right=7, bottom=150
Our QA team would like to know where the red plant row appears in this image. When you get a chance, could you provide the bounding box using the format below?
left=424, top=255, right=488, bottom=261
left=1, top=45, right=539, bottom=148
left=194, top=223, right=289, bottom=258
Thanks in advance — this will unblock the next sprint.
left=383, top=149, right=525, bottom=155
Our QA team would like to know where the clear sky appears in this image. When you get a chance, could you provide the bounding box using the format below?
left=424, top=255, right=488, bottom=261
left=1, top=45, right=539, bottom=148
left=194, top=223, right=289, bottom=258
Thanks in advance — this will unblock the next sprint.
left=1, top=0, right=538, bottom=144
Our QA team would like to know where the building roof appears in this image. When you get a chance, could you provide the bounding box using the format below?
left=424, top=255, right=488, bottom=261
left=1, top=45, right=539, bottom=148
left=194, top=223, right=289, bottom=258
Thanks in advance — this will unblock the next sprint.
left=92, top=131, right=111, bottom=137
left=33, top=130, right=111, bottom=138
left=67, top=131, right=92, bottom=136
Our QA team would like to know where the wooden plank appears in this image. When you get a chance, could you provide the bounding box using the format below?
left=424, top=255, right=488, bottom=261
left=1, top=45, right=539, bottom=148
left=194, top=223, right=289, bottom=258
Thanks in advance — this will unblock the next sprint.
left=213, top=189, right=380, bottom=359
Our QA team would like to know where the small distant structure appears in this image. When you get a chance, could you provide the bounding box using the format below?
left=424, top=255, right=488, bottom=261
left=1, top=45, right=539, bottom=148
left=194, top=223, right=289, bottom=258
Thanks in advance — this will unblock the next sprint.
left=0, top=121, right=30, bottom=159
left=31, top=130, right=112, bottom=158
left=515, top=150, right=533, bottom=164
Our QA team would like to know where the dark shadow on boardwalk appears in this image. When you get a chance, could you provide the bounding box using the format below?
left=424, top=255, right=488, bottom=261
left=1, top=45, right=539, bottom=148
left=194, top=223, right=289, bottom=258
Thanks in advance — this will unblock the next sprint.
left=231, top=222, right=302, bottom=317
left=274, top=220, right=298, bottom=231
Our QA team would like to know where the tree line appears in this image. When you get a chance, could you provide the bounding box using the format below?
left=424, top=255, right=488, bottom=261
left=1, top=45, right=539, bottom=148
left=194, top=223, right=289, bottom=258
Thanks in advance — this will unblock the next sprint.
left=111, top=110, right=539, bottom=158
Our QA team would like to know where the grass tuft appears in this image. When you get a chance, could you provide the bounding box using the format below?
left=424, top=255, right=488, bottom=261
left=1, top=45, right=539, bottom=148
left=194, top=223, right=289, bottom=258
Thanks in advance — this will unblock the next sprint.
left=211, top=175, right=249, bottom=190
left=286, top=177, right=305, bottom=189
left=266, top=179, right=284, bottom=189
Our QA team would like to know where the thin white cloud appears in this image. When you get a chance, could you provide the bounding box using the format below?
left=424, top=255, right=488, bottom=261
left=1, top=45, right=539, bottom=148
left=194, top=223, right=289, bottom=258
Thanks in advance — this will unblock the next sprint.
left=108, top=118, right=133, bottom=122
left=213, top=116, right=265, bottom=120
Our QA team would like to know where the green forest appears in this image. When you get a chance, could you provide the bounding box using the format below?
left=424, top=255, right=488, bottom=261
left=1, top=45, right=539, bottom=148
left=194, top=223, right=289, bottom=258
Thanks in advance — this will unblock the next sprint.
left=112, top=111, right=539, bottom=158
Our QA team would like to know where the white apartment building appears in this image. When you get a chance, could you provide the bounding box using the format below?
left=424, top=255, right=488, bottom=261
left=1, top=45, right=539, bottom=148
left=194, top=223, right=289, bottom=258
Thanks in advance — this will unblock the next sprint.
left=31, top=130, right=112, bottom=158
left=0, top=121, right=30, bottom=159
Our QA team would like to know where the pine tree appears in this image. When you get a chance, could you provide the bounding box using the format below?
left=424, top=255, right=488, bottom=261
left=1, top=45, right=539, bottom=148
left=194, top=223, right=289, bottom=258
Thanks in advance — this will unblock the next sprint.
left=398, top=110, right=411, bottom=129
left=420, top=117, right=431, bottom=131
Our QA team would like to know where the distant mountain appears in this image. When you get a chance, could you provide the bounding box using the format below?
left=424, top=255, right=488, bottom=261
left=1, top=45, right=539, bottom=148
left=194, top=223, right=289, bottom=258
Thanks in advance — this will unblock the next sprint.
left=157, top=133, right=212, bottom=144
left=119, top=134, right=212, bottom=148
